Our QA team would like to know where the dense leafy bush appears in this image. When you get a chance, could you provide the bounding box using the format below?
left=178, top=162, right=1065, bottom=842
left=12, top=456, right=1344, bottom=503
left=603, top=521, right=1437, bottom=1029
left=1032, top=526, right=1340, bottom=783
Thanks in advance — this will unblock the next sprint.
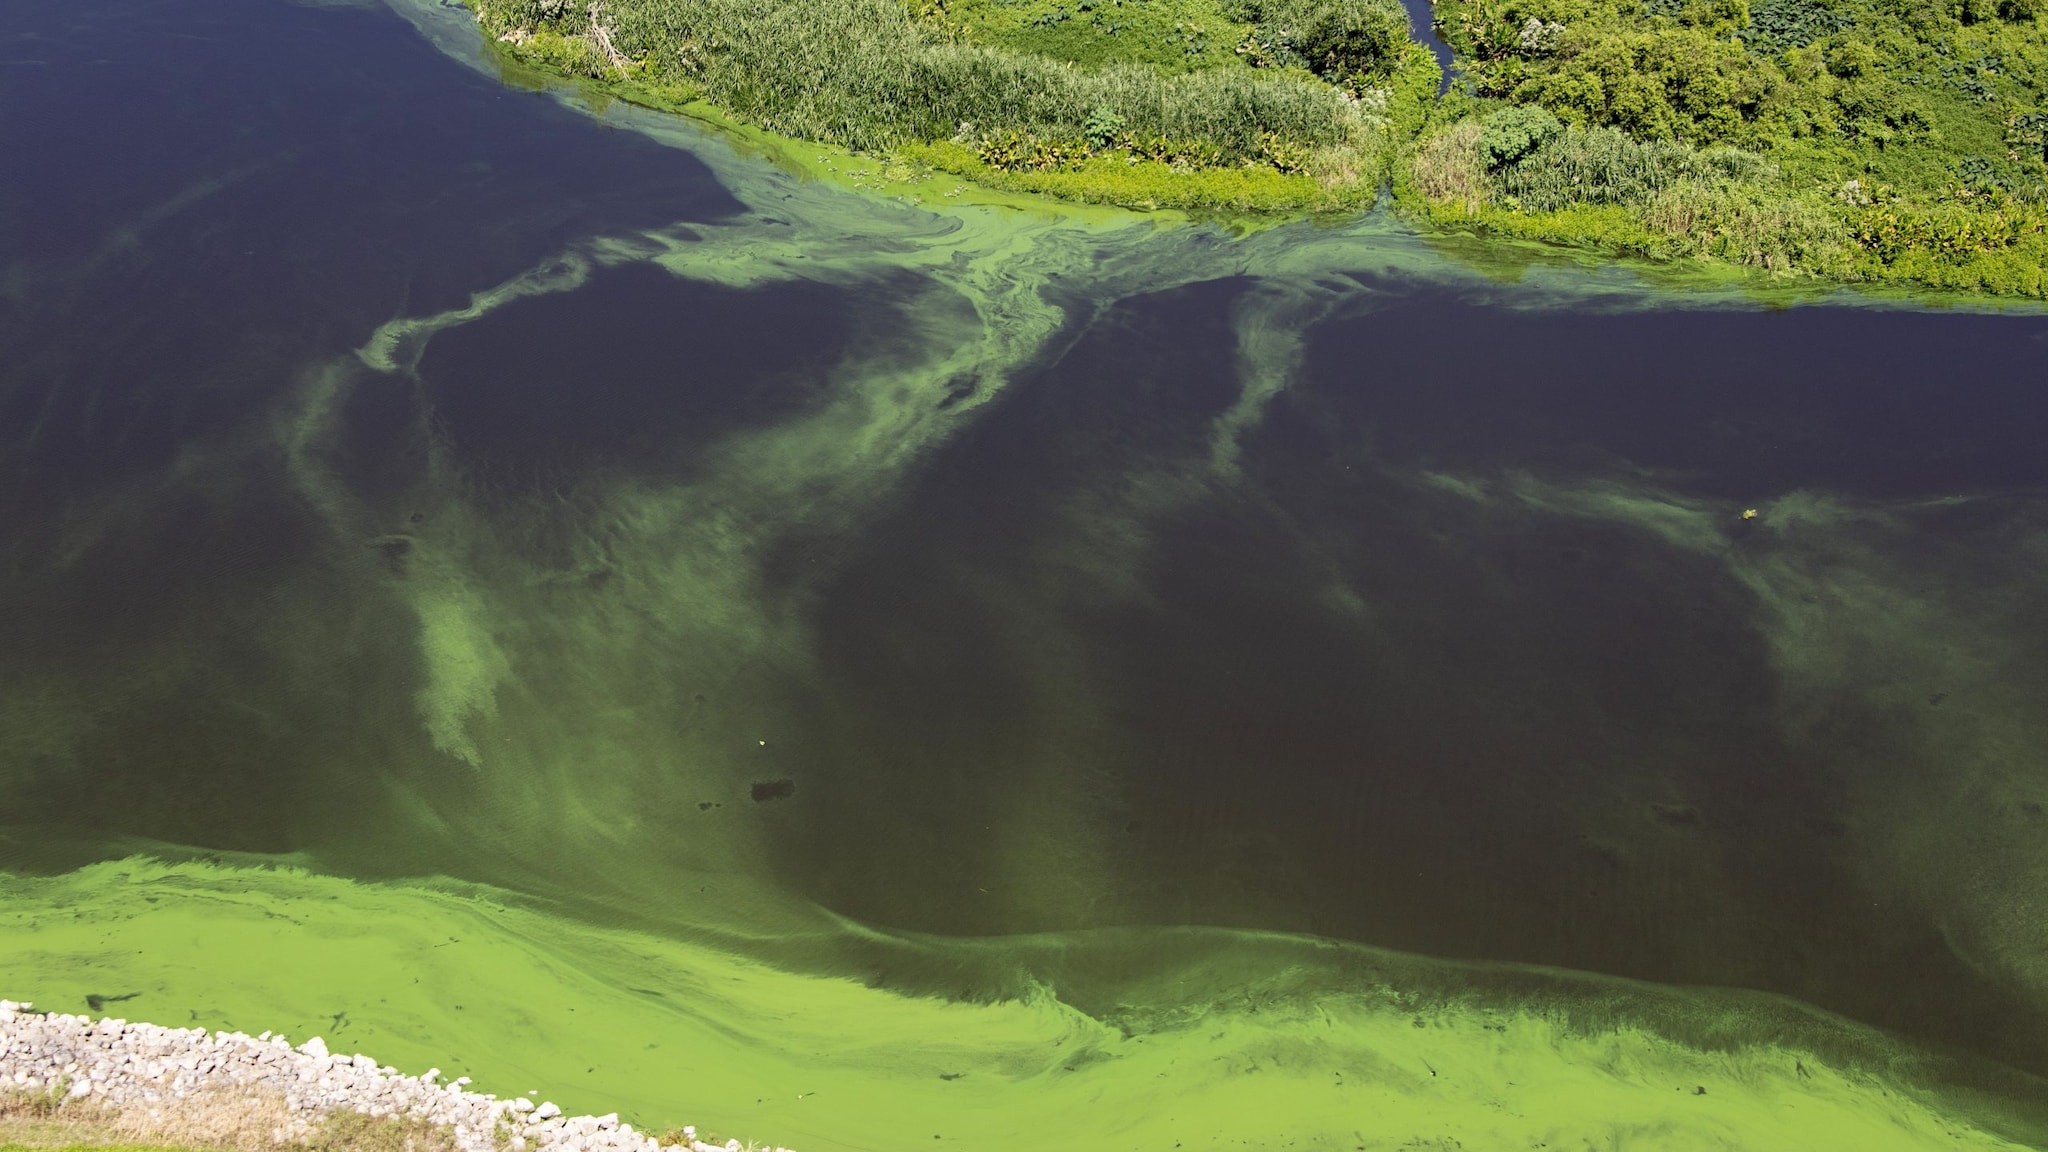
left=1407, top=0, right=2048, bottom=294
left=1227, top=0, right=1412, bottom=78
left=1739, top=0, right=1852, bottom=53
left=1505, top=25, right=1770, bottom=142
left=1476, top=103, right=1560, bottom=166
left=1084, top=103, right=1129, bottom=147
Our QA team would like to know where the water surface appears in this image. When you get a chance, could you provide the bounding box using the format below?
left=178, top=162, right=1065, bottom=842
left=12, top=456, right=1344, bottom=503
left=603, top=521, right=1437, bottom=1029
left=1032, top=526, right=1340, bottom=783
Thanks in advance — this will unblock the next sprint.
left=4, top=0, right=2048, bottom=1147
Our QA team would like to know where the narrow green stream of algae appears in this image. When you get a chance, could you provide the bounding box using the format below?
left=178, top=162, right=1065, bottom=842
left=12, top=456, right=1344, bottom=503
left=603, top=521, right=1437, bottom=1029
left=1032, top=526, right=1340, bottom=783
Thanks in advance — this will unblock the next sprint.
left=6, top=1, right=2048, bottom=1149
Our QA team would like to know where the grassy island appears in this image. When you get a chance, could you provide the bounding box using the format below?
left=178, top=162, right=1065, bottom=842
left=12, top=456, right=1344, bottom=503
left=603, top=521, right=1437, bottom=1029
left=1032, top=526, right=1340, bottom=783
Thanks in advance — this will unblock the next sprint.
left=474, top=0, right=2048, bottom=296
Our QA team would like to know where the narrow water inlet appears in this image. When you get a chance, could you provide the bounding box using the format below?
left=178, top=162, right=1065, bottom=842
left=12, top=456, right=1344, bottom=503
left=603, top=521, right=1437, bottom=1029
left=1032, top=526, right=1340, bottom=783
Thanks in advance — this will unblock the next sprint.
left=1394, top=0, right=1455, bottom=87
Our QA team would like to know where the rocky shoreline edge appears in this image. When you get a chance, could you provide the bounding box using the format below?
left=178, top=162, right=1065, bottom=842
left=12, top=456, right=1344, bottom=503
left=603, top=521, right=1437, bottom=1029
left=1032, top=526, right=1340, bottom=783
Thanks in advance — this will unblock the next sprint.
left=1, top=1001, right=791, bottom=1152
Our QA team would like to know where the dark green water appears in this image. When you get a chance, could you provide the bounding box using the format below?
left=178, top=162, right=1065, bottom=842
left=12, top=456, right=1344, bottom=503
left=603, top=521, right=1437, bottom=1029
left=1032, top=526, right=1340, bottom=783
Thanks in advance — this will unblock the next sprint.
left=5, top=0, right=2048, bottom=1147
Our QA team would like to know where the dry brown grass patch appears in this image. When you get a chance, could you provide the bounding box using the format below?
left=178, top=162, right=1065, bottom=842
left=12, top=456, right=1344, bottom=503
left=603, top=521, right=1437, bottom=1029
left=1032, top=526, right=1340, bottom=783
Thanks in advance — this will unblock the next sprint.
left=296, top=1109, right=458, bottom=1152
left=0, top=1087, right=458, bottom=1152
left=1409, top=120, right=1486, bottom=213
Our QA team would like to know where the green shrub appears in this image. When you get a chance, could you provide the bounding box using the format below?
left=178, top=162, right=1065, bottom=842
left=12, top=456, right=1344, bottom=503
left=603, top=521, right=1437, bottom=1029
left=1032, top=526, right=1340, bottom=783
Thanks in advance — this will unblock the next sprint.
left=1956, top=154, right=2016, bottom=193
left=1827, top=39, right=1877, bottom=78
left=1495, top=24, right=1769, bottom=142
left=1274, top=0, right=1410, bottom=77
left=1226, top=0, right=1410, bottom=77
left=1739, top=0, right=1851, bottom=52
left=1639, top=0, right=1752, bottom=32
left=2009, top=109, right=2048, bottom=168
left=1084, top=103, right=1128, bottom=147
left=1406, top=0, right=2048, bottom=296
left=1477, top=103, right=1561, bottom=167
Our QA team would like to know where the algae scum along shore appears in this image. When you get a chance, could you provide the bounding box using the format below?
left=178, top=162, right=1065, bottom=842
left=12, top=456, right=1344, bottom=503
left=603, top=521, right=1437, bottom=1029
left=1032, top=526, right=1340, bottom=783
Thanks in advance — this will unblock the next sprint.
left=7, top=0, right=2048, bottom=1148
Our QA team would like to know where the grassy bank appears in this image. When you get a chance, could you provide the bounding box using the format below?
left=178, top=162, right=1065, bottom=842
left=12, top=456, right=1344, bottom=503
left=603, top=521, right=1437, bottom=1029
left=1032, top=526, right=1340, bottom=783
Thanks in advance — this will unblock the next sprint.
left=466, top=0, right=2048, bottom=295
left=468, top=0, right=1438, bottom=214
left=1403, top=0, right=2048, bottom=296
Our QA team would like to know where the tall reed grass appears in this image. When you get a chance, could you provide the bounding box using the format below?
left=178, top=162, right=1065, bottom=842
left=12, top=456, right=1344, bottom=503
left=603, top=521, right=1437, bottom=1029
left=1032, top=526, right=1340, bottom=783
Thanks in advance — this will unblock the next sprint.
left=479, top=0, right=1368, bottom=163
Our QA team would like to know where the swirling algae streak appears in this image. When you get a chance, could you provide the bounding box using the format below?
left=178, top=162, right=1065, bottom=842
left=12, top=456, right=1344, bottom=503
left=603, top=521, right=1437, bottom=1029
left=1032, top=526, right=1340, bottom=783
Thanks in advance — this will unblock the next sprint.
left=3, top=0, right=2047, bottom=1148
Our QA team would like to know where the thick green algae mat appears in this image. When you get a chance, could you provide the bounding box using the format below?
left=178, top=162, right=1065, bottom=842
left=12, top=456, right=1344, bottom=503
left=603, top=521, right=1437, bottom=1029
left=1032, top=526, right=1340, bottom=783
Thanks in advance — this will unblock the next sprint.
left=6, top=1, right=2048, bottom=1149
left=0, top=859, right=2038, bottom=1151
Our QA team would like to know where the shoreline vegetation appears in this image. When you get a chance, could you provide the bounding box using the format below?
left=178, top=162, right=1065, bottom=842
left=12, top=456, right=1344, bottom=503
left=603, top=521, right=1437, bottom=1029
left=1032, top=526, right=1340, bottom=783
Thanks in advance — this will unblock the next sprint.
left=475, top=0, right=1443, bottom=216
left=470, top=0, right=2048, bottom=296
left=1408, top=0, right=2048, bottom=295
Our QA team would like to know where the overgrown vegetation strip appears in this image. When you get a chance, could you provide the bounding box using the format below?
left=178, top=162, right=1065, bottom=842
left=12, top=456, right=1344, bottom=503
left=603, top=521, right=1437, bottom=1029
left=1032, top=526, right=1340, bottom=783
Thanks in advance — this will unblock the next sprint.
left=473, top=0, right=1432, bottom=212
left=1411, top=0, right=2048, bottom=295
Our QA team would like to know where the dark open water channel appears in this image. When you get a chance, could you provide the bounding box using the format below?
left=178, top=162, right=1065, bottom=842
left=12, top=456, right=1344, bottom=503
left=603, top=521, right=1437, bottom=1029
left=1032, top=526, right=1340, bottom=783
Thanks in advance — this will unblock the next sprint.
left=5, top=0, right=2048, bottom=1147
